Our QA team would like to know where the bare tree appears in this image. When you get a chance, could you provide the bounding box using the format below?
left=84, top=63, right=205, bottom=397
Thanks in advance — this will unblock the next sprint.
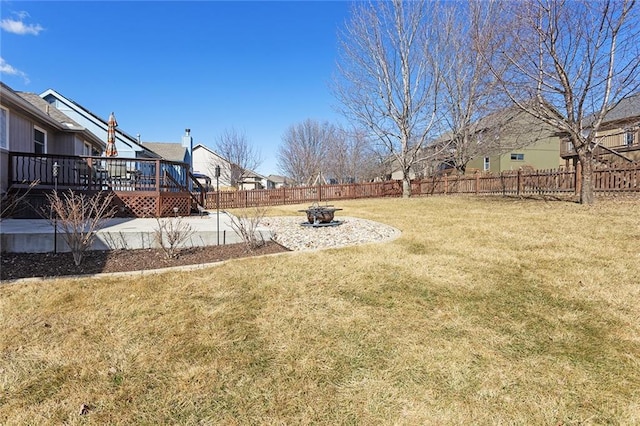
left=214, top=128, right=262, bottom=189
left=430, top=1, right=508, bottom=174
left=483, top=0, right=640, bottom=204
left=277, top=119, right=335, bottom=186
left=334, top=0, right=440, bottom=197
left=325, top=126, right=376, bottom=183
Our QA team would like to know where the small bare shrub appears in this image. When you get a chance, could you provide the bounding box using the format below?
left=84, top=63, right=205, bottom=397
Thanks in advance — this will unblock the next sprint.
left=154, top=216, right=195, bottom=259
left=1, top=180, right=39, bottom=219
left=45, top=190, right=117, bottom=266
left=228, top=206, right=269, bottom=251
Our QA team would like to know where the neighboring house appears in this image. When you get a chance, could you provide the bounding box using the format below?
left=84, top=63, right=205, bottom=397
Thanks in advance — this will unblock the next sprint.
left=388, top=158, right=424, bottom=181
left=40, top=88, right=158, bottom=160
left=380, top=106, right=563, bottom=180
left=267, top=174, right=291, bottom=189
left=192, top=144, right=232, bottom=188
left=459, top=109, right=563, bottom=173
left=0, top=82, right=105, bottom=195
left=141, top=128, right=194, bottom=166
left=192, top=143, right=270, bottom=190
left=239, top=170, right=269, bottom=191
left=561, top=93, right=640, bottom=167
left=141, top=130, right=195, bottom=189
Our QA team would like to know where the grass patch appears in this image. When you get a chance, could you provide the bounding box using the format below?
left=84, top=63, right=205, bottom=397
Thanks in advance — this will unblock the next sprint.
left=1, top=196, right=639, bottom=424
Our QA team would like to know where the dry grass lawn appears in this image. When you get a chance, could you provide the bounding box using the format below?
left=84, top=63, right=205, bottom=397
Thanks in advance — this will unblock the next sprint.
left=1, top=196, right=639, bottom=424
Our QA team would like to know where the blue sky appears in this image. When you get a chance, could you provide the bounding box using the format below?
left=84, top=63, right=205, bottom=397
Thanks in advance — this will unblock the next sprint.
left=1, top=1, right=353, bottom=175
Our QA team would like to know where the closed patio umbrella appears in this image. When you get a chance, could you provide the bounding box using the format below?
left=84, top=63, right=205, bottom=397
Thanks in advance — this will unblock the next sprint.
left=105, top=112, right=118, bottom=157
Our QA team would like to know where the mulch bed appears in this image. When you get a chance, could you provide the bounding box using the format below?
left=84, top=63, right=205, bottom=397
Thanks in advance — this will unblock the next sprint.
left=1, top=242, right=289, bottom=281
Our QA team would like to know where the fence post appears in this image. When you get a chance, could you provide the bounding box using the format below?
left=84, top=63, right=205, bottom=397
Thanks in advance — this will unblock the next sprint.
left=575, top=161, right=582, bottom=196
left=517, top=170, right=522, bottom=196
left=475, top=173, right=480, bottom=194
left=444, top=174, right=448, bottom=195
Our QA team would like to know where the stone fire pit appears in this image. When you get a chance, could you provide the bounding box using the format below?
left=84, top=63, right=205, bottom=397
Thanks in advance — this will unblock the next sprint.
left=298, top=203, right=343, bottom=227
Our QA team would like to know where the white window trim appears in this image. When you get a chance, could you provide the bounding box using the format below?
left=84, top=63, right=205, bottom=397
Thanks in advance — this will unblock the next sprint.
left=0, top=106, right=8, bottom=151
left=34, top=125, right=47, bottom=154
left=625, top=131, right=635, bottom=146
left=483, top=157, right=490, bottom=171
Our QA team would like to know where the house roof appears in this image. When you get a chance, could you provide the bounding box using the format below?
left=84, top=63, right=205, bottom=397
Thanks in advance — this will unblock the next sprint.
left=39, top=88, right=157, bottom=156
left=193, top=144, right=266, bottom=180
left=141, top=142, right=186, bottom=162
left=16, top=92, right=86, bottom=131
left=1, top=82, right=105, bottom=149
left=602, top=92, right=640, bottom=124
left=193, top=143, right=227, bottom=162
left=268, top=174, right=289, bottom=184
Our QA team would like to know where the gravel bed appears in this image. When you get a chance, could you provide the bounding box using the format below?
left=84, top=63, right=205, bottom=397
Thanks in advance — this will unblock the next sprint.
left=260, top=216, right=401, bottom=251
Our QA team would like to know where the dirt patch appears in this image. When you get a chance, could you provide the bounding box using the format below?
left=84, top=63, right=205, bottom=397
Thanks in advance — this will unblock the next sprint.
left=1, top=242, right=289, bottom=281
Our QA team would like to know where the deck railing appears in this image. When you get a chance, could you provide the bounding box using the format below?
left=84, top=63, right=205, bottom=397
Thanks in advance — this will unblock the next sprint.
left=8, top=152, right=189, bottom=192
left=7, top=152, right=195, bottom=217
left=560, top=128, right=640, bottom=157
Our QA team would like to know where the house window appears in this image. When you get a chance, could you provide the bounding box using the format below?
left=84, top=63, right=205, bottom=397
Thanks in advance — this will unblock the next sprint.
left=81, top=142, right=92, bottom=156
left=0, top=107, right=8, bottom=150
left=510, top=153, right=525, bottom=161
left=483, top=157, right=490, bottom=171
left=34, top=126, right=46, bottom=154
left=625, top=131, right=635, bottom=146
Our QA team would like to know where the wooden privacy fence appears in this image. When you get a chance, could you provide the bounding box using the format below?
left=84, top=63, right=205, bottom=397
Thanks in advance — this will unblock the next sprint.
left=202, top=163, right=639, bottom=209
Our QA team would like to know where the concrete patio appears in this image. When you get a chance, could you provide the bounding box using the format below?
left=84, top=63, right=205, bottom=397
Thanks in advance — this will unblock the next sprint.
left=0, top=212, right=273, bottom=253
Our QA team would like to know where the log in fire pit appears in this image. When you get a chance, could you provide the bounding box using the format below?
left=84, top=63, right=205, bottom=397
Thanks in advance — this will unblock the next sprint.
left=299, top=203, right=343, bottom=227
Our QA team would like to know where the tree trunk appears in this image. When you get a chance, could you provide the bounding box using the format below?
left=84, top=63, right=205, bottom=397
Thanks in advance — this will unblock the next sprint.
left=577, top=152, right=595, bottom=205
left=402, top=173, right=412, bottom=198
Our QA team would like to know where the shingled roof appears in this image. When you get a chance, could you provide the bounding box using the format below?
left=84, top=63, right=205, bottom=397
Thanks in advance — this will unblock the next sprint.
left=602, top=92, right=640, bottom=124
left=16, top=92, right=88, bottom=131
left=141, top=142, right=187, bottom=162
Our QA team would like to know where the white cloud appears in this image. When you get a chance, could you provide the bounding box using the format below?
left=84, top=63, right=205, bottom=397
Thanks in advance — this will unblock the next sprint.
left=0, top=11, right=44, bottom=35
left=0, top=57, right=30, bottom=84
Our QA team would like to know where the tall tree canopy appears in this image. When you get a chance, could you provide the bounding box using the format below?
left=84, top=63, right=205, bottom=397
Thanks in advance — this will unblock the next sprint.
left=334, top=0, right=440, bottom=197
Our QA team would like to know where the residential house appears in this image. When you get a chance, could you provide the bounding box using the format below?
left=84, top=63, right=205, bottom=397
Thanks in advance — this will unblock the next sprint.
left=561, top=93, right=640, bottom=167
left=141, top=129, right=193, bottom=165
left=0, top=82, right=105, bottom=195
left=192, top=144, right=232, bottom=188
left=192, top=144, right=271, bottom=190
left=239, top=170, right=269, bottom=191
left=461, top=108, right=563, bottom=173
left=141, top=129, right=195, bottom=188
left=267, top=174, right=292, bottom=189
left=379, top=106, right=563, bottom=181
left=2, top=83, right=197, bottom=217
left=39, top=88, right=158, bottom=160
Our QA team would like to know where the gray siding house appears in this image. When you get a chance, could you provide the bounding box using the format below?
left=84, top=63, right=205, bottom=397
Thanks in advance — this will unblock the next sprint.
left=0, top=82, right=105, bottom=195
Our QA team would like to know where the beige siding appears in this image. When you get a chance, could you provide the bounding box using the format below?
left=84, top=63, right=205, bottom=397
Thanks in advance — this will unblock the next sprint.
left=497, top=136, right=562, bottom=171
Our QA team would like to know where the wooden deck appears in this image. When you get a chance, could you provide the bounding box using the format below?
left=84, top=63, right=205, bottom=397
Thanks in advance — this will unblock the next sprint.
left=7, top=152, right=196, bottom=218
